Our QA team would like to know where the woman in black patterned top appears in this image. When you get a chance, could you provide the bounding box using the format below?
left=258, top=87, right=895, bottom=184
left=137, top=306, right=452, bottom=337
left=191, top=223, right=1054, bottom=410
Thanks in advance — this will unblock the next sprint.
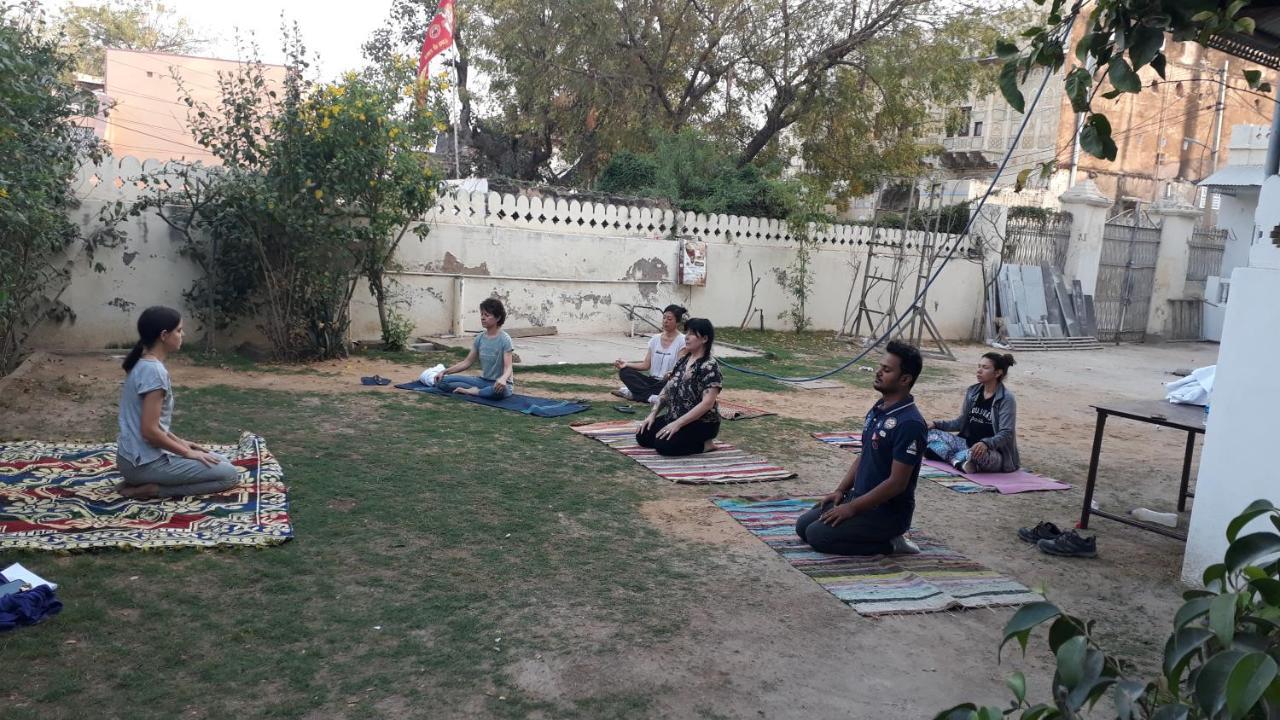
left=636, top=318, right=722, bottom=456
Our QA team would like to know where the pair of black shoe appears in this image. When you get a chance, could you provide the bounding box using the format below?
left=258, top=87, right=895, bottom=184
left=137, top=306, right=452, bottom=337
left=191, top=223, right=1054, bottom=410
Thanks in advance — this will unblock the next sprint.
left=1018, top=521, right=1097, bottom=558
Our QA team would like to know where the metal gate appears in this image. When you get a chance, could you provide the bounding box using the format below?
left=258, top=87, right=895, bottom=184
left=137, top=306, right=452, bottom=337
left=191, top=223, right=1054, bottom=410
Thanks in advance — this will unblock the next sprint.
left=1004, top=209, right=1073, bottom=272
left=1096, top=209, right=1162, bottom=342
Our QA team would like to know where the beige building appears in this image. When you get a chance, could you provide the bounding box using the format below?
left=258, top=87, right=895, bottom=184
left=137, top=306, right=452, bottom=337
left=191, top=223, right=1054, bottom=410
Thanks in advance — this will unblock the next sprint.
left=928, top=35, right=1275, bottom=213
left=100, top=48, right=287, bottom=164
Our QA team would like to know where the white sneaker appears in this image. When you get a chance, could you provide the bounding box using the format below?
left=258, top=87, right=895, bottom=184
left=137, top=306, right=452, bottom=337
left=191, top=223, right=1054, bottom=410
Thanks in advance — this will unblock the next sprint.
left=889, top=535, right=921, bottom=555
left=647, top=394, right=660, bottom=404
left=615, top=386, right=632, bottom=400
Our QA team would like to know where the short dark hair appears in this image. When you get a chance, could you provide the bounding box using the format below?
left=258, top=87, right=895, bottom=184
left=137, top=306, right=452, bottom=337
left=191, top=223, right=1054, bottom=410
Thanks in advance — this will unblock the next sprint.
left=981, top=351, right=1016, bottom=380
left=479, top=297, right=507, bottom=326
left=886, top=340, right=923, bottom=388
left=662, top=304, right=687, bottom=322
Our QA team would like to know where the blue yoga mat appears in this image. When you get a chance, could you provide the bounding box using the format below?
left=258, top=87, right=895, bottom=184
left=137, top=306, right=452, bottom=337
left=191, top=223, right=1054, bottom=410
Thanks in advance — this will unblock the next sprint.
left=395, top=381, right=590, bottom=418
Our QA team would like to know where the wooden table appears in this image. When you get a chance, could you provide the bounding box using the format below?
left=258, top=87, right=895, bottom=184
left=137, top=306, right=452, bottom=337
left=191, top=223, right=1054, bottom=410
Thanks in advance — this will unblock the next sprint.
left=1078, top=400, right=1205, bottom=541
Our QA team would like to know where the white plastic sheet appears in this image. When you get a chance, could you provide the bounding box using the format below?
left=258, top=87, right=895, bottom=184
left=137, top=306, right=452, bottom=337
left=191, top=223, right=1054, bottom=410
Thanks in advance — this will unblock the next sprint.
left=1165, top=365, right=1215, bottom=406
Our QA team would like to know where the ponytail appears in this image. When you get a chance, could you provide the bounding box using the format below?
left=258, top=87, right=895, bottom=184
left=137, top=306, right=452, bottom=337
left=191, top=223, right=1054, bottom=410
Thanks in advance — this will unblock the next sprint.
left=122, top=341, right=147, bottom=373
left=122, top=306, right=182, bottom=372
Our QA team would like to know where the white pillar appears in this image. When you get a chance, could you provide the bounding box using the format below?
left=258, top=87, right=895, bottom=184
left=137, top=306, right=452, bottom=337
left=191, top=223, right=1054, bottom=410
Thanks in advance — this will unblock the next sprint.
left=1146, top=201, right=1202, bottom=339
left=451, top=276, right=465, bottom=336
left=1181, top=265, right=1280, bottom=584
left=1058, top=180, right=1113, bottom=295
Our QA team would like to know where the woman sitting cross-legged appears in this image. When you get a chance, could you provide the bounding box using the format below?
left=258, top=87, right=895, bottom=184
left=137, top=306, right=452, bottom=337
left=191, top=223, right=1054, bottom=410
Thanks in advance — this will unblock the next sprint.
left=116, top=306, right=240, bottom=500
left=613, top=304, right=687, bottom=404
left=635, top=318, right=722, bottom=456
left=434, top=297, right=515, bottom=399
left=926, top=352, right=1021, bottom=474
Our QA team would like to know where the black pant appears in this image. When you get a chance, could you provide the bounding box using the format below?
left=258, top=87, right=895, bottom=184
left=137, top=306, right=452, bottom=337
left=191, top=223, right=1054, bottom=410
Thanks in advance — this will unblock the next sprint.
left=794, top=499, right=902, bottom=556
left=619, top=367, right=666, bottom=400
left=635, top=415, right=719, bottom=456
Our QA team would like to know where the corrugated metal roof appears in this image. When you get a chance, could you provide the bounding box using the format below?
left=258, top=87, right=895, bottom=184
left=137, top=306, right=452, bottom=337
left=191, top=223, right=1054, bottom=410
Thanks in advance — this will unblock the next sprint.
left=1199, top=165, right=1265, bottom=188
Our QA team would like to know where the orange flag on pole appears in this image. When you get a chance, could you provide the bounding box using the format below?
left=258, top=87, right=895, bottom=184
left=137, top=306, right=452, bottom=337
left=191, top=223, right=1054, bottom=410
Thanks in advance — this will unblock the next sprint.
left=417, top=0, right=456, bottom=81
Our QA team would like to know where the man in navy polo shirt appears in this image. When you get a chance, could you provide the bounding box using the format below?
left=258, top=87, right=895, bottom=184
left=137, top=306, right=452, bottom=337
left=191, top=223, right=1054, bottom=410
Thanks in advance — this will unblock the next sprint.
left=796, top=340, right=927, bottom=555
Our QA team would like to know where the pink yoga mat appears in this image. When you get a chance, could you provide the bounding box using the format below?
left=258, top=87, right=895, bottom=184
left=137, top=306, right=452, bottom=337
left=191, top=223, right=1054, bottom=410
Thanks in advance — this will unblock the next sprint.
left=922, top=459, right=1071, bottom=494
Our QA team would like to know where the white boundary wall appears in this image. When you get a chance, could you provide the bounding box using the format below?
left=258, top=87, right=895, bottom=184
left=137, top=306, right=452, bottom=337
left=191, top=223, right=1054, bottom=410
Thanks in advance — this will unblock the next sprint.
left=29, top=156, right=992, bottom=349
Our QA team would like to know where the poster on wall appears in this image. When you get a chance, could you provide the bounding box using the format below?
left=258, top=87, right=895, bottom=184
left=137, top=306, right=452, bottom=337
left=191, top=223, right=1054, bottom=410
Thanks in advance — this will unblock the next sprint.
left=679, top=238, right=707, bottom=286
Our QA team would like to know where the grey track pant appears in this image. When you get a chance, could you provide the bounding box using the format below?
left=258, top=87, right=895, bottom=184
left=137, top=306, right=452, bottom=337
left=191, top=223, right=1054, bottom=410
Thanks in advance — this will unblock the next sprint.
left=116, top=453, right=240, bottom=498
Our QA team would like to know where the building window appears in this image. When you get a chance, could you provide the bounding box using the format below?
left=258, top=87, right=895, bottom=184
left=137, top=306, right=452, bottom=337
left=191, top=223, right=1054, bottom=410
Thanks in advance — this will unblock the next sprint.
left=973, top=121, right=983, bottom=137
left=146, top=71, right=154, bottom=78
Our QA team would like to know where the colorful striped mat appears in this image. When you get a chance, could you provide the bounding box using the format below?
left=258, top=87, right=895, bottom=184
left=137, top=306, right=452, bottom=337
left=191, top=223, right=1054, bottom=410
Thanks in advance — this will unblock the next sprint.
left=718, top=400, right=776, bottom=421
left=812, top=431, right=1066, bottom=494
left=571, top=420, right=795, bottom=484
left=713, top=496, right=1042, bottom=616
left=811, top=431, right=861, bottom=448
left=0, top=433, right=291, bottom=550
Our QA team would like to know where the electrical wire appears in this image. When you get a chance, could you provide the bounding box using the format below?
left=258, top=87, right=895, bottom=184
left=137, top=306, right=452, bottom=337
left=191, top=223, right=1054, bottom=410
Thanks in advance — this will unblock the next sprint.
left=718, top=15, right=1081, bottom=382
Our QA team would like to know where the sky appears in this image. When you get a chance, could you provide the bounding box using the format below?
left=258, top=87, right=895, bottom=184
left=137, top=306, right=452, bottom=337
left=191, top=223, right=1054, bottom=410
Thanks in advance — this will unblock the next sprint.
left=44, top=0, right=402, bottom=80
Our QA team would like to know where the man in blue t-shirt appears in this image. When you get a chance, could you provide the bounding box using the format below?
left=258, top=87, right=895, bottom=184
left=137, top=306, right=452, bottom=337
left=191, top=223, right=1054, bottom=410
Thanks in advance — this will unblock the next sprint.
left=796, top=341, right=928, bottom=555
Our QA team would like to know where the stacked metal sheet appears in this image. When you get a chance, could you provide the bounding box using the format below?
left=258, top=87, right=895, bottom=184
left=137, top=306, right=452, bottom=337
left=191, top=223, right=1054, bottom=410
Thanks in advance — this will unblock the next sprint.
left=995, top=263, right=1102, bottom=351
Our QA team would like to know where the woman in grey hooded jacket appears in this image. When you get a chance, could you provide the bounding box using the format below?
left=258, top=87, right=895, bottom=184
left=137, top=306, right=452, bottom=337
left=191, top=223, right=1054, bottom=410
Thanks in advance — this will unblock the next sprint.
left=926, top=352, right=1021, bottom=473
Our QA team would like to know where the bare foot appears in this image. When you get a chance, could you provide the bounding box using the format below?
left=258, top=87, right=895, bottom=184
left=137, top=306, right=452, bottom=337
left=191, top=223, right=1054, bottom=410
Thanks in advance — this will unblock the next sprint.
left=453, top=387, right=480, bottom=396
left=117, top=482, right=160, bottom=500
left=703, top=439, right=717, bottom=453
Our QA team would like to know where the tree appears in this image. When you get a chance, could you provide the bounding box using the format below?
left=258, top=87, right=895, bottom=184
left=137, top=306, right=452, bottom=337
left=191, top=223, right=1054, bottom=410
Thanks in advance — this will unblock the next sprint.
left=371, top=0, right=1017, bottom=188
left=120, top=30, right=442, bottom=358
left=0, top=1, right=106, bottom=374
left=61, top=0, right=206, bottom=76
left=596, top=130, right=799, bottom=218
left=995, top=0, right=1271, bottom=166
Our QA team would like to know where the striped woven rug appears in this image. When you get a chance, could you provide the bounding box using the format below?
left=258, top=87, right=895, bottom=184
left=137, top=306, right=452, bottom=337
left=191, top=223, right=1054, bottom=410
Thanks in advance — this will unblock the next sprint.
left=713, top=496, right=1041, bottom=616
left=571, top=420, right=795, bottom=484
left=812, top=431, right=993, bottom=493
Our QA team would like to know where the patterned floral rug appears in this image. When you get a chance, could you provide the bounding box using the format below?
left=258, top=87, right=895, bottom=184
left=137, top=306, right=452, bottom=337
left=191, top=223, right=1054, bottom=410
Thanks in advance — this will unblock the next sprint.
left=0, top=433, right=292, bottom=550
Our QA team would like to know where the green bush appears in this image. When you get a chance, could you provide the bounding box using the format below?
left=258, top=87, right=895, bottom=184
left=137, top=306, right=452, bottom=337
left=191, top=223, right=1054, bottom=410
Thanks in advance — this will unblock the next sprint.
left=596, top=130, right=800, bottom=219
left=938, top=499, right=1280, bottom=720
left=0, top=3, right=104, bottom=373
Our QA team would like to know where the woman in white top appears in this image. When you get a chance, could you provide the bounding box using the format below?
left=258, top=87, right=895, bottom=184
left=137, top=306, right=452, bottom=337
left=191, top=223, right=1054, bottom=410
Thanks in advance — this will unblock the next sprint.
left=614, top=304, right=687, bottom=403
left=115, top=306, right=239, bottom=499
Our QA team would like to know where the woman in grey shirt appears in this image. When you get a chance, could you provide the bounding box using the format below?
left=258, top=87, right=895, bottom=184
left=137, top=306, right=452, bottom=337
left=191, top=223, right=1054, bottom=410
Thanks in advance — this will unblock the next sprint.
left=926, top=352, right=1021, bottom=474
left=116, top=306, right=238, bottom=499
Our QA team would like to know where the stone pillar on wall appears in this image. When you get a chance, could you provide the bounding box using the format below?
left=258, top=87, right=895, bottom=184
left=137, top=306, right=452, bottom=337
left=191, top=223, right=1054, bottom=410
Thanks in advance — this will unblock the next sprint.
left=1058, top=180, right=1113, bottom=295
left=1146, top=201, right=1202, bottom=339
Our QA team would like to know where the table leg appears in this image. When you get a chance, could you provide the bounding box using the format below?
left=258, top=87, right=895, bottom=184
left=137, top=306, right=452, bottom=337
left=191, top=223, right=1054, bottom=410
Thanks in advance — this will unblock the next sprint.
left=1079, top=410, right=1107, bottom=530
left=1178, top=430, right=1196, bottom=512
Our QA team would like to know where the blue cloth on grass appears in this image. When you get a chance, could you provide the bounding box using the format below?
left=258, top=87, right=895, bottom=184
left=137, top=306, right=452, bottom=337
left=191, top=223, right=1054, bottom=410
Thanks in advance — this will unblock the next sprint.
left=395, top=381, right=589, bottom=418
left=0, top=585, right=62, bottom=632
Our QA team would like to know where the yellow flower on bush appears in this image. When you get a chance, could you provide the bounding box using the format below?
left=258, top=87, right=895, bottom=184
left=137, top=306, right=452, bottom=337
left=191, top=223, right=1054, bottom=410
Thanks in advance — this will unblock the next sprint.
left=314, top=189, right=324, bottom=200
left=434, top=122, right=448, bottom=132
left=320, top=117, right=331, bottom=129
left=358, top=114, right=366, bottom=122
left=389, top=127, right=401, bottom=139
left=0, top=188, right=8, bottom=199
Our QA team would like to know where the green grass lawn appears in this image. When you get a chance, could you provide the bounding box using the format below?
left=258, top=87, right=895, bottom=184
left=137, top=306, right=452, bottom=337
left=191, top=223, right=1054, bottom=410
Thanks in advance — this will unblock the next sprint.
left=524, top=329, right=950, bottom=396
left=1, top=388, right=737, bottom=719
left=0, top=331, right=950, bottom=718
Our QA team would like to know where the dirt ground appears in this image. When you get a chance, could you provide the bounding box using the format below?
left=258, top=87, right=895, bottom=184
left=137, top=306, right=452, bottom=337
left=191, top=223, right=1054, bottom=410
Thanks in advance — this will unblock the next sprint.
left=0, top=341, right=1221, bottom=717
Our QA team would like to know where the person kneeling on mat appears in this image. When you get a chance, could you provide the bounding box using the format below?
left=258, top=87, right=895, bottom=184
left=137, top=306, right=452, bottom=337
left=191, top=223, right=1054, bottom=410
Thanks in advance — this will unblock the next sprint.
left=796, top=341, right=927, bottom=556
left=635, top=318, right=721, bottom=456
left=433, top=297, right=515, bottom=399
left=116, top=306, right=239, bottom=499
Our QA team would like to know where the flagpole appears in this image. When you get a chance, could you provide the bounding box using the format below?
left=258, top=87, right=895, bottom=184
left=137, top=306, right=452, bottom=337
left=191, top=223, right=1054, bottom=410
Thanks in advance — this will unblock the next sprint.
left=451, top=45, right=461, bottom=180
